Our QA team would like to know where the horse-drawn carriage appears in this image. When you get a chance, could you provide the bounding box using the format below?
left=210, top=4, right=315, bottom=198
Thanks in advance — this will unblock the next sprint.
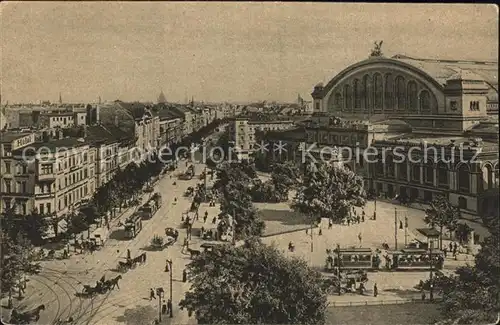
left=81, top=275, right=122, bottom=296
left=9, top=305, right=45, bottom=324
left=116, top=253, right=146, bottom=272
left=322, top=270, right=369, bottom=295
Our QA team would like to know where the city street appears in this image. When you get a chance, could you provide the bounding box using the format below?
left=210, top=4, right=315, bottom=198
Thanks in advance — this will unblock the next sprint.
left=1, top=162, right=208, bottom=325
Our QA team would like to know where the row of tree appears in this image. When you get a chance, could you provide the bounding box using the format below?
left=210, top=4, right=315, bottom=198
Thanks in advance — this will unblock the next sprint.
left=212, top=161, right=265, bottom=239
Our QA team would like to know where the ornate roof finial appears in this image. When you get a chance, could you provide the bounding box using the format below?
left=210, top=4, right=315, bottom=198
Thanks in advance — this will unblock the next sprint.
left=370, top=40, right=384, bottom=58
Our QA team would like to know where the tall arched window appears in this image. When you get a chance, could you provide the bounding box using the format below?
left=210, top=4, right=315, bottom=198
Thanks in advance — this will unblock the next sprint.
left=386, top=155, right=395, bottom=178
left=420, top=90, right=431, bottom=112
left=334, top=93, right=342, bottom=111
left=395, top=76, right=406, bottom=110
left=363, top=74, right=371, bottom=111
left=360, top=78, right=366, bottom=109
left=425, top=161, right=434, bottom=185
left=407, top=81, right=418, bottom=111
left=353, top=79, right=361, bottom=109
left=384, top=74, right=394, bottom=110
left=437, top=161, right=448, bottom=187
left=344, top=84, right=352, bottom=110
left=458, top=164, right=470, bottom=193
left=481, top=164, right=493, bottom=190
left=373, top=73, right=383, bottom=110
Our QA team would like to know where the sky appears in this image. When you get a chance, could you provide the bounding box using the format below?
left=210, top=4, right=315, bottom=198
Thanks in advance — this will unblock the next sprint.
left=1, top=2, right=498, bottom=104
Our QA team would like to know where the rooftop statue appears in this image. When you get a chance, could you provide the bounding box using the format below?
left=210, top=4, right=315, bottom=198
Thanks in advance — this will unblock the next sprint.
left=370, top=40, right=384, bottom=58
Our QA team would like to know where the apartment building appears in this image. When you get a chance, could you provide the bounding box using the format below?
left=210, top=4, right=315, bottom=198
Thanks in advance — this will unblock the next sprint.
left=85, top=125, right=135, bottom=188
left=0, top=132, right=96, bottom=217
left=157, top=107, right=184, bottom=146
left=99, top=101, right=161, bottom=160
left=227, top=117, right=295, bottom=160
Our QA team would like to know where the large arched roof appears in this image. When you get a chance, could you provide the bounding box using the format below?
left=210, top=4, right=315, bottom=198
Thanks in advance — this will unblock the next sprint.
left=318, top=54, right=498, bottom=101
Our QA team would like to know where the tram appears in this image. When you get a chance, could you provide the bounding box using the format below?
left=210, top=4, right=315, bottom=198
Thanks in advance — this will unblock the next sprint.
left=325, top=247, right=380, bottom=271
left=386, top=248, right=444, bottom=271
left=124, top=213, right=143, bottom=239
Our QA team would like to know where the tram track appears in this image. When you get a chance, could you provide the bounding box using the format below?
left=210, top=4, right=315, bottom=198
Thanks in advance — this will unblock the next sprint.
left=27, top=276, right=62, bottom=325
left=42, top=268, right=87, bottom=323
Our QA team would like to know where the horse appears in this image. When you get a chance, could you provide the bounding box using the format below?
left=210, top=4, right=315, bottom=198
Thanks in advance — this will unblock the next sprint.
left=10, top=304, right=45, bottom=323
left=187, top=248, right=201, bottom=259
left=106, top=275, right=122, bottom=290
left=132, top=254, right=144, bottom=265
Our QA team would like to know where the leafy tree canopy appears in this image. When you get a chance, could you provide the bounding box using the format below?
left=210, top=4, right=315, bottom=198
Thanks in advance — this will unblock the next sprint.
left=292, top=162, right=365, bottom=221
left=179, top=240, right=328, bottom=325
left=435, top=223, right=499, bottom=324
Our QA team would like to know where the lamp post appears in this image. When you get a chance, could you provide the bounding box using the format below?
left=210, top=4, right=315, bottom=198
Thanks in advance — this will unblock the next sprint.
left=336, top=244, right=342, bottom=296
left=394, top=208, right=398, bottom=250
left=166, top=259, right=173, bottom=318
left=404, top=216, right=408, bottom=247
left=429, top=240, right=434, bottom=302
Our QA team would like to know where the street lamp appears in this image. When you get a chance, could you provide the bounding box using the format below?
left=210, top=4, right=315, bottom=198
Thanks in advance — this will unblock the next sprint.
left=334, top=244, right=342, bottom=296
left=166, top=259, right=174, bottom=318
left=429, top=240, right=434, bottom=302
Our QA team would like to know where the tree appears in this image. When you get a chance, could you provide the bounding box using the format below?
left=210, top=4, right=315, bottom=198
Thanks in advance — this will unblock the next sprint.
left=0, top=208, right=48, bottom=245
left=1, top=230, right=36, bottom=307
left=435, top=225, right=499, bottom=324
left=214, top=162, right=265, bottom=239
left=292, top=162, right=366, bottom=223
left=270, top=162, right=301, bottom=202
left=425, top=195, right=460, bottom=249
left=179, top=240, right=328, bottom=324
left=66, top=212, right=89, bottom=238
left=454, top=223, right=473, bottom=244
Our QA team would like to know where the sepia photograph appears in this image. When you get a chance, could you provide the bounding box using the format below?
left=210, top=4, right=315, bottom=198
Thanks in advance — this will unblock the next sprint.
left=0, top=2, right=498, bottom=325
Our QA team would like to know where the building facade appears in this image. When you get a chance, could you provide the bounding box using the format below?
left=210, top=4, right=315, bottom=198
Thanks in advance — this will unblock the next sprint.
left=262, top=54, right=499, bottom=216
left=228, top=117, right=296, bottom=160
left=0, top=133, right=96, bottom=217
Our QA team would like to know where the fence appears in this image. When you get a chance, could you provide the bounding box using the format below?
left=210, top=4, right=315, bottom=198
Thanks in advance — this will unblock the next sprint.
left=328, top=297, right=442, bottom=307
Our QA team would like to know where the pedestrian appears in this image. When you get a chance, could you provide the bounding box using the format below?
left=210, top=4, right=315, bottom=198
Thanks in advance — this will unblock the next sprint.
left=319, top=228, right=322, bottom=236
left=449, top=242, right=453, bottom=253
left=328, top=219, right=333, bottom=229
left=347, top=219, right=351, bottom=226
left=200, top=226, right=205, bottom=238
left=167, top=299, right=172, bottom=314
left=421, top=290, right=426, bottom=301
left=358, top=232, right=362, bottom=245
left=443, top=247, right=448, bottom=258
left=212, top=216, right=217, bottom=224
left=373, top=283, right=378, bottom=297
left=127, top=249, right=131, bottom=260
left=143, top=252, right=147, bottom=263
left=203, top=214, right=207, bottom=223
left=305, top=228, right=308, bottom=235
left=182, top=269, right=187, bottom=282
left=150, top=288, right=156, bottom=300
left=362, top=210, right=365, bottom=222
left=174, top=197, right=177, bottom=205
left=165, top=260, right=170, bottom=272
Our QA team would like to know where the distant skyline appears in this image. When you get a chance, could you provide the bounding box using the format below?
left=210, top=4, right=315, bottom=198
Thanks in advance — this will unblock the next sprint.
left=1, top=2, right=498, bottom=104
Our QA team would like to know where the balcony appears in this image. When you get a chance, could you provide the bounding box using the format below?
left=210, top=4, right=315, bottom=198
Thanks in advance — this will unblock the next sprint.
left=37, top=173, right=56, bottom=182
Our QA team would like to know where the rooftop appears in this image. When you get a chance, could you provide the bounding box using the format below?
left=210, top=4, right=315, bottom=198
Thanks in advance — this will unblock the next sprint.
left=12, top=137, right=88, bottom=155
left=0, top=132, right=32, bottom=143
left=86, top=125, right=133, bottom=144
left=391, top=54, right=498, bottom=93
